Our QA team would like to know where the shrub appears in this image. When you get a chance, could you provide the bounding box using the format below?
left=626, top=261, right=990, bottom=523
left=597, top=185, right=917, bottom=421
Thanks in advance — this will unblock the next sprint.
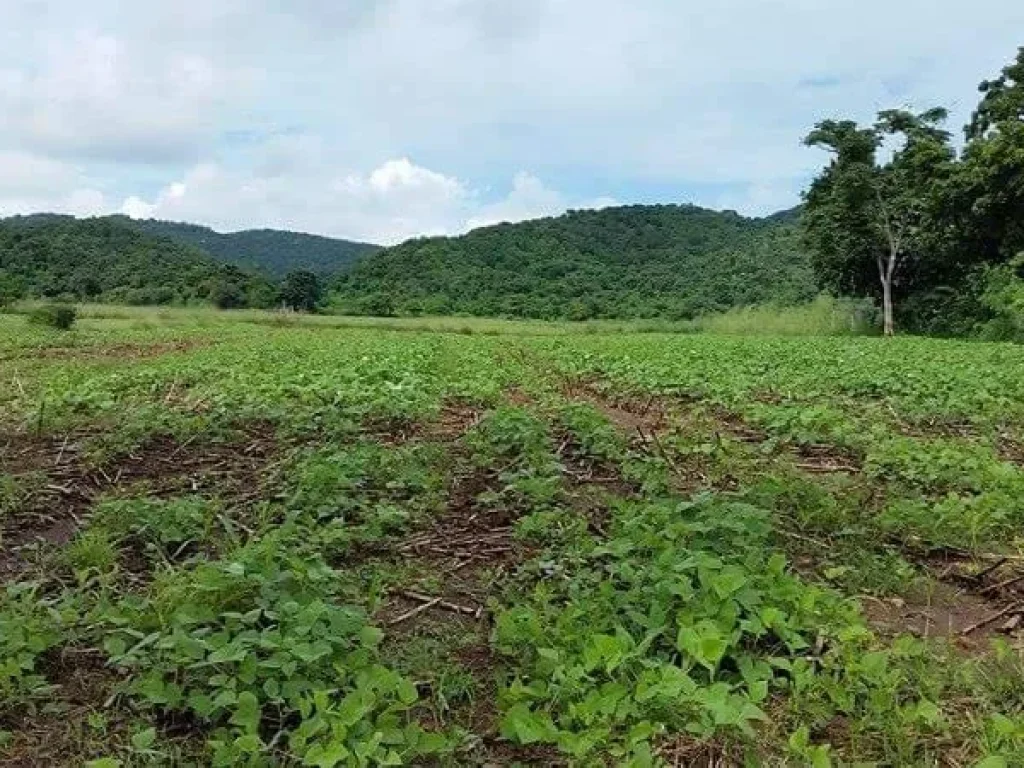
left=27, top=303, right=77, bottom=330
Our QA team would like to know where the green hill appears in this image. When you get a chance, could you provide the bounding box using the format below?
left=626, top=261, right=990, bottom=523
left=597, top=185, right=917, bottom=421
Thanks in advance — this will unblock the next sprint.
left=0, top=215, right=274, bottom=307
left=120, top=218, right=381, bottom=277
left=332, top=204, right=816, bottom=319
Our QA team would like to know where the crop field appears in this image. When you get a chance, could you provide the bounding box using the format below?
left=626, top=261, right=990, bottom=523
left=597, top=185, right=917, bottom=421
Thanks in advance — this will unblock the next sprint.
left=2, top=310, right=1024, bottom=767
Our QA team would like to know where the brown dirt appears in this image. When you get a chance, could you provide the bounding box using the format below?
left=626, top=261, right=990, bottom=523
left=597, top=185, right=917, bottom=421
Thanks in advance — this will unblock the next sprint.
left=794, top=443, right=863, bottom=474
left=859, top=583, right=1012, bottom=650
left=562, top=379, right=668, bottom=434
left=0, top=423, right=281, bottom=581
left=371, top=396, right=566, bottom=764
left=559, top=382, right=741, bottom=495
left=422, top=400, right=484, bottom=442
left=996, top=432, right=1024, bottom=469
left=1, top=338, right=213, bottom=364
left=654, top=735, right=742, bottom=767
left=0, top=645, right=128, bottom=767
left=858, top=550, right=1024, bottom=651
left=895, top=417, right=979, bottom=441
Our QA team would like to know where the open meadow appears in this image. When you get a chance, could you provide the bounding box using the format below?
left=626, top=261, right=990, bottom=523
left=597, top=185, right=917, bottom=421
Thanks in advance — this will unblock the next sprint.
left=3, top=308, right=1024, bottom=766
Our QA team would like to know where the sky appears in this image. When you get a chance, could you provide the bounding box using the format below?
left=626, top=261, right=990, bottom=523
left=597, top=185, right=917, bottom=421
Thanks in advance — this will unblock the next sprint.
left=1, top=1, right=1022, bottom=245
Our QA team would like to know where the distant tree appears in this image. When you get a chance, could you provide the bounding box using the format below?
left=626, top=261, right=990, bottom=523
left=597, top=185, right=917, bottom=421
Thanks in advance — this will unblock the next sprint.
left=802, top=109, right=954, bottom=335
left=950, top=47, right=1024, bottom=270
left=73, top=273, right=102, bottom=299
left=210, top=280, right=247, bottom=309
left=0, top=270, right=25, bottom=308
left=357, top=292, right=396, bottom=317
left=967, top=46, right=1024, bottom=141
left=279, top=270, right=322, bottom=312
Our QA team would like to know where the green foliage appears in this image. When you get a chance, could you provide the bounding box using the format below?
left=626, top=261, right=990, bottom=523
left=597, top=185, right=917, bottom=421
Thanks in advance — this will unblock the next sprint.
left=90, top=496, right=219, bottom=560
left=698, top=294, right=878, bottom=336
left=802, top=109, right=955, bottom=335
left=279, top=269, right=322, bottom=312
left=285, top=442, right=444, bottom=552
left=333, top=204, right=817, bottom=320
left=0, top=269, right=25, bottom=308
left=802, top=46, right=1024, bottom=337
left=6, top=310, right=1024, bottom=765
left=103, top=533, right=443, bottom=765
left=0, top=583, right=73, bottom=715
left=209, top=278, right=248, bottom=310
left=495, top=495, right=855, bottom=760
left=978, top=254, right=1024, bottom=341
left=0, top=215, right=275, bottom=309
left=122, top=217, right=380, bottom=277
left=27, top=303, right=77, bottom=330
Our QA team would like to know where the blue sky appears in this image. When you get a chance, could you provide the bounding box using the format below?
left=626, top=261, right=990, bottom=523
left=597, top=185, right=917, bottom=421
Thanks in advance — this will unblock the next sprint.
left=1, top=0, right=1022, bottom=244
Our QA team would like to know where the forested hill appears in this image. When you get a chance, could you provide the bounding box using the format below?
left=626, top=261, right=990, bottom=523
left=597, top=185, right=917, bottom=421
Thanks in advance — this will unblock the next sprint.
left=120, top=218, right=381, bottom=277
left=0, top=215, right=275, bottom=307
left=332, top=204, right=816, bottom=319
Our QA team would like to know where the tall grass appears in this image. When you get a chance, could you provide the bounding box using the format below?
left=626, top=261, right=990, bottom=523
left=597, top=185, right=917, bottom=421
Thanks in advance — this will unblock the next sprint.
left=4, top=297, right=877, bottom=338
left=697, top=295, right=879, bottom=336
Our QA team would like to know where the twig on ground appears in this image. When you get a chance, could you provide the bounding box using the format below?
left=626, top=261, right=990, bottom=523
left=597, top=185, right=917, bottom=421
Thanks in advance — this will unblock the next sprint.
left=399, top=589, right=481, bottom=617
left=388, top=597, right=442, bottom=626
left=980, top=572, right=1024, bottom=597
left=962, top=604, right=1022, bottom=636
left=777, top=528, right=832, bottom=549
left=55, top=435, right=70, bottom=466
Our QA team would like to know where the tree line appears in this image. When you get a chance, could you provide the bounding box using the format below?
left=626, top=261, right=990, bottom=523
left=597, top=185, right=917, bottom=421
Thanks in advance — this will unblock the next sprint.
left=802, top=47, right=1024, bottom=337
left=0, top=215, right=323, bottom=312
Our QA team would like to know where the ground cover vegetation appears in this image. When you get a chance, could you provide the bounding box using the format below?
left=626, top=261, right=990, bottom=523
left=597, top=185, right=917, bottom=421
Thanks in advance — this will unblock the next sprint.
left=2, top=310, right=1024, bottom=766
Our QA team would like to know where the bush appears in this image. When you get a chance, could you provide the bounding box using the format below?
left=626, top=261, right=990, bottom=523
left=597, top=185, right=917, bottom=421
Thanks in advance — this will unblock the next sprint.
left=977, top=255, right=1024, bottom=342
left=27, top=303, right=77, bottom=330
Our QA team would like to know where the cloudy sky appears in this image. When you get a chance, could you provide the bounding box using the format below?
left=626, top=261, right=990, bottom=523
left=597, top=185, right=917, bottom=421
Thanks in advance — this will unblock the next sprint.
left=1, top=1, right=1022, bottom=244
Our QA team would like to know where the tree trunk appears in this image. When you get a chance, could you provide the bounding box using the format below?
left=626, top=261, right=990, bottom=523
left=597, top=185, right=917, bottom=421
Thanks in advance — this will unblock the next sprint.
left=881, top=273, right=895, bottom=336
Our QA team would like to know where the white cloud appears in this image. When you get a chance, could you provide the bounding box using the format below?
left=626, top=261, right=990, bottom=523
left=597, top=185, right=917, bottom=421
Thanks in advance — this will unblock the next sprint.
left=0, top=150, right=108, bottom=217
left=116, top=155, right=610, bottom=244
left=466, top=172, right=615, bottom=230
left=2, top=0, right=1024, bottom=232
left=0, top=29, right=248, bottom=164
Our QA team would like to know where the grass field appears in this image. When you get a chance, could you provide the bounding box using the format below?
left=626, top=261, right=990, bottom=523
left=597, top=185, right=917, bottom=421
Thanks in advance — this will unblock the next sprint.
left=2, top=309, right=1024, bottom=766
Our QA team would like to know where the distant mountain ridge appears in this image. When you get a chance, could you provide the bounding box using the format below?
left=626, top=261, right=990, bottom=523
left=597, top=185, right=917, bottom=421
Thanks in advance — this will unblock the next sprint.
left=118, top=217, right=381, bottom=277
left=0, top=214, right=274, bottom=307
left=333, top=203, right=816, bottom=319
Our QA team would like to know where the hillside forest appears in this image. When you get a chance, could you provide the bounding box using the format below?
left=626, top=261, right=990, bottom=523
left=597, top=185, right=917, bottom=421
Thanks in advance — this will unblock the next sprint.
left=0, top=47, right=1023, bottom=337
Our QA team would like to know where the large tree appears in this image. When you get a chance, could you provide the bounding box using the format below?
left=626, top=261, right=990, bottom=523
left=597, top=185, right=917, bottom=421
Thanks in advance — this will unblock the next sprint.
left=279, top=269, right=322, bottom=312
left=951, top=47, right=1024, bottom=269
left=802, top=109, right=953, bottom=335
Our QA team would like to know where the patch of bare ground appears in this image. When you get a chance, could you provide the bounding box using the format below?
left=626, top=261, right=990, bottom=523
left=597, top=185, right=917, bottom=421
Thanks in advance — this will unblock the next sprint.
left=362, top=400, right=484, bottom=448
left=1, top=338, right=213, bottom=364
left=0, top=646, right=129, bottom=767
left=860, top=585, right=1009, bottom=650
left=654, top=735, right=742, bottom=768
left=559, top=380, right=749, bottom=494
left=0, top=423, right=281, bottom=581
left=793, top=443, right=862, bottom=474
left=894, top=416, right=980, bottom=441
left=371, top=398, right=567, bottom=764
left=996, top=432, right=1024, bottom=468
left=861, top=547, right=1024, bottom=650
left=561, top=379, right=668, bottom=433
